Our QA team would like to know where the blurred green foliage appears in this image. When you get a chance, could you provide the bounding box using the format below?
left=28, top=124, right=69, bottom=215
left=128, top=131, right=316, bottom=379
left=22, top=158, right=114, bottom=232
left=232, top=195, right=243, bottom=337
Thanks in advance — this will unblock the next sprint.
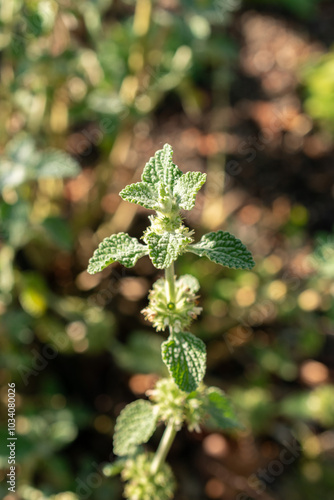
left=302, top=51, right=334, bottom=133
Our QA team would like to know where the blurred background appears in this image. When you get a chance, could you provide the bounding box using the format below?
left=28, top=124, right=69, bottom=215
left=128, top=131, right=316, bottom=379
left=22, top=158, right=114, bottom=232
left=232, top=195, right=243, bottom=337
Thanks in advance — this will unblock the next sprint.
left=1, top=0, right=334, bottom=499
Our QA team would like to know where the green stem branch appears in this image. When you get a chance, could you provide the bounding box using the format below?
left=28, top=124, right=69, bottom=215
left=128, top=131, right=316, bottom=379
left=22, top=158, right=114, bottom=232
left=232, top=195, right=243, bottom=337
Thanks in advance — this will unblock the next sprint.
left=165, top=262, right=175, bottom=304
left=150, top=262, right=178, bottom=474
left=150, top=419, right=177, bottom=475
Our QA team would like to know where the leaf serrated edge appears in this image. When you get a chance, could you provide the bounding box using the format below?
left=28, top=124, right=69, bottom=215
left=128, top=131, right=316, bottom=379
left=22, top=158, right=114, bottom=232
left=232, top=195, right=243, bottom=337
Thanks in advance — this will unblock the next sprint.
left=87, top=232, right=148, bottom=274
left=119, top=182, right=159, bottom=210
left=188, top=230, right=255, bottom=270
left=174, top=171, right=207, bottom=210
left=161, top=332, right=207, bottom=393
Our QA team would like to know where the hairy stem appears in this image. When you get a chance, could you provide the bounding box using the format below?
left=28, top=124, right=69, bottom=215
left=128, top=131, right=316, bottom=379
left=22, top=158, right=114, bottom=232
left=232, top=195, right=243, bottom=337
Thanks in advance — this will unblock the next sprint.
left=150, top=419, right=177, bottom=475
left=165, top=262, right=176, bottom=304
left=150, top=262, right=178, bottom=475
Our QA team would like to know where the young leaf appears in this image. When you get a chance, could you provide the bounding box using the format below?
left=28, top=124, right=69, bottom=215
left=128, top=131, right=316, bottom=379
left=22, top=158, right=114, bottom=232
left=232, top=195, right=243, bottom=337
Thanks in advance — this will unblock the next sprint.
left=145, top=230, right=193, bottom=269
left=188, top=230, right=255, bottom=270
left=119, top=145, right=206, bottom=213
left=203, top=387, right=242, bottom=430
left=113, top=400, right=157, bottom=456
left=174, top=171, right=207, bottom=210
left=87, top=232, right=148, bottom=274
left=161, top=332, right=206, bottom=393
left=142, top=143, right=182, bottom=193
left=120, top=182, right=159, bottom=210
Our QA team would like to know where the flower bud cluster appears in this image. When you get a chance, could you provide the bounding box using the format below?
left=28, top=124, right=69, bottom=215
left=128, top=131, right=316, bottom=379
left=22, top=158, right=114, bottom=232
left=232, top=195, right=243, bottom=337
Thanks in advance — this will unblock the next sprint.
left=148, top=378, right=206, bottom=432
left=142, top=212, right=194, bottom=245
left=142, top=275, right=202, bottom=332
left=121, top=452, right=176, bottom=500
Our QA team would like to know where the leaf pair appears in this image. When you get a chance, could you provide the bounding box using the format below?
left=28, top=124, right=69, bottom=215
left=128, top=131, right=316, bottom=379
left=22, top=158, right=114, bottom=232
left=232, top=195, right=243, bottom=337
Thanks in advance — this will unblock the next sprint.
left=87, top=229, right=255, bottom=274
left=113, top=386, right=241, bottom=457
left=120, top=144, right=206, bottom=212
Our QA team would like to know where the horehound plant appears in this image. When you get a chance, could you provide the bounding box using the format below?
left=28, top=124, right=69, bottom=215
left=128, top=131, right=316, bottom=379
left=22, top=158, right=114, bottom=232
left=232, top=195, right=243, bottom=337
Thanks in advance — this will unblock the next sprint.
left=87, top=144, right=255, bottom=500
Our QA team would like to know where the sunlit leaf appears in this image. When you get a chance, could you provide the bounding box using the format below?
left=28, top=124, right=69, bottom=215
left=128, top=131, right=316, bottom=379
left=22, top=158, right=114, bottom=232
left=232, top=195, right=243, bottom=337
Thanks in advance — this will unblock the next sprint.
left=87, top=232, right=148, bottom=273
left=120, top=182, right=159, bottom=210
left=174, top=171, right=206, bottom=210
left=142, top=143, right=182, bottom=194
left=161, top=332, right=206, bottom=392
left=188, top=230, right=255, bottom=269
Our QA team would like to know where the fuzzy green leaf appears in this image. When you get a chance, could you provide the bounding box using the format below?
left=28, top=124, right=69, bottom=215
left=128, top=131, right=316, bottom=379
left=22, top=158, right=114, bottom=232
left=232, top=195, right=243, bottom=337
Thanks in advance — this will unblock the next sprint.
left=188, top=230, right=255, bottom=269
left=119, top=182, right=159, bottom=210
left=142, top=144, right=182, bottom=193
left=204, top=387, right=241, bottom=430
left=87, top=232, right=148, bottom=274
left=174, top=171, right=207, bottom=210
left=161, top=332, right=206, bottom=393
left=113, top=400, right=157, bottom=456
left=145, top=230, right=193, bottom=269
left=119, top=145, right=206, bottom=213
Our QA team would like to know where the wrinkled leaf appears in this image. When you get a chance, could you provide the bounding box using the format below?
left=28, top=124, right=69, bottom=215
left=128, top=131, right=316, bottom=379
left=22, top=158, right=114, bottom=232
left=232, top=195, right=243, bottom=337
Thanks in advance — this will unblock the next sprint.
left=120, top=182, right=159, bottom=210
left=161, top=332, right=206, bottom=393
left=145, top=230, right=192, bottom=269
left=113, top=400, right=157, bottom=456
left=119, top=144, right=206, bottom=214
left=87, top=232, right=148, bottom=273
left=142, top=143, right=182, bottom=193
left=188, top=230, right=255, bottom=269
left=174, top=171, right=206, bottom=210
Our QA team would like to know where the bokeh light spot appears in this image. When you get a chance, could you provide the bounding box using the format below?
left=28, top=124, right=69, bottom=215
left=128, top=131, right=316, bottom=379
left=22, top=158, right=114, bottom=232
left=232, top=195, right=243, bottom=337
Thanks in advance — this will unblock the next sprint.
left=300, top=360, right=329, bottom=386
left=302, top=462, right=323, bottom=482
left=205, top=478, right=225, bottom=498
left=203, top=433, right=229, bottom=458
left=298, top=289, right=321, bottom=311
left=267, top=280, right=287, bottom=301
left=119, top=277, right=149, bottom=301
left=235, top=286, right=256, bottom=307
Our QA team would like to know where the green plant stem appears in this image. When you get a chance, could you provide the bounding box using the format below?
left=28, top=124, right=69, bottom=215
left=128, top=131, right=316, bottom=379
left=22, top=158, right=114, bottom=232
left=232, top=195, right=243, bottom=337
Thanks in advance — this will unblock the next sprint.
left=165, top=262, right=175, bottom=304
left=150, top=419, right=177, bottom=475
left=150, top=263, right=178, bottom=474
